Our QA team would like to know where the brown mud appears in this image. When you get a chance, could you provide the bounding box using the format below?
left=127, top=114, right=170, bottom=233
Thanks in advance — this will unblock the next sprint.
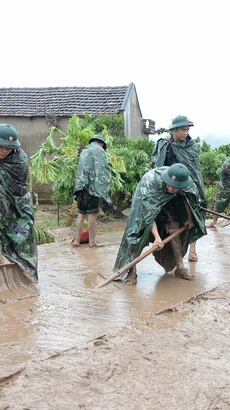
left=1, top=218, right=230, bottom=409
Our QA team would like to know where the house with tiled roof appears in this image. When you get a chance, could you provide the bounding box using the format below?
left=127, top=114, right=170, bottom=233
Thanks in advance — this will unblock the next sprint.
left=0, top=82, right=155, bottom=161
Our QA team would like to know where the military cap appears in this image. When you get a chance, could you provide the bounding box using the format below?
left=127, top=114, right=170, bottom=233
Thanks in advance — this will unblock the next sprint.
left=162, top=163, right=192, bottom=189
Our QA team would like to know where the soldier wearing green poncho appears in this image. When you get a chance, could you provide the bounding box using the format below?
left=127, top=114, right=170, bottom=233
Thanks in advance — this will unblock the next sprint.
left=152, top=115, right=207, bottom=262
left=113, top=163, right=207, bottom=285
left=72, top=135, right=112, bottom=248
left=207, top=158, right=230, bottom=228
left=0, top=124, right=38, bottom=282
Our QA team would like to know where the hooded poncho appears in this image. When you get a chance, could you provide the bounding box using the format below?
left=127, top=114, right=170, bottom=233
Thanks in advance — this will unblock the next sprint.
left=113, top=167, right=207, bottom=273
left=74, top=142, right=112, bottom=204
left=214, top=159, right=230, bottom=213
left=152, top=135, right=206, bottom=205
left=0, top=148, right=38, bottom=282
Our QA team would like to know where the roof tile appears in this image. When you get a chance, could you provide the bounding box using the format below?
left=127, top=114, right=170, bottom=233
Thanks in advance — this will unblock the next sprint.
left=0, top=86, right=129, bottom=117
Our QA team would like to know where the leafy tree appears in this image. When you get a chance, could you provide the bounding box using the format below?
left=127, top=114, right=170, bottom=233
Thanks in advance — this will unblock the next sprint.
left=155, top=127, right=168, bottom=135
left=31, top=116, right=154, bottom=217
left=93, top=114, right=124, bottom=138
left=195, top=137, right=211, bottom=154
left=31, top=116, right=123, bottom=205
left=200, top=151, right=225, bottom=185
left=204, top=183, right=219, bottom=209
left=216, top=144, right=230, bottom=157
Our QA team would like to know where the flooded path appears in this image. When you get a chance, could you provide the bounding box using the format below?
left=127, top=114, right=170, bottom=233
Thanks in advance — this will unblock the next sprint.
left=1, top=222, right=230, bottom=409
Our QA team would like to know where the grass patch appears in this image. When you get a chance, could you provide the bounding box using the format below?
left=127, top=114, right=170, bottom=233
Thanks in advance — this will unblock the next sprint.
left=34, top=204, right=75, bottom=230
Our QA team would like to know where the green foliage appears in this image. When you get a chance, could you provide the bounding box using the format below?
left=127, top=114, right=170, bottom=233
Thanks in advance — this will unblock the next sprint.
left=195, top=137, right=211, bottom=154
left=31, top=115, right=125, bottom=204
left=93, top=114, right=124, bottom=138
left=200, top=151, right=225, bottom=185
left=204, top=183, right=218, bottom=209
left=216, top=144, right=230, bottom=157
left=113, top=136, right=155, bottom=159
left=112, top=149, right=150, bottom=192
left=155, top=127, right=168, bottom=135
left=34, top=227, right=55, bottom=245
left=110, top=137, right=154, bottom=193
left=31, top=112, right=230, bottom=216
left=31, top=117, right=93, bottom=203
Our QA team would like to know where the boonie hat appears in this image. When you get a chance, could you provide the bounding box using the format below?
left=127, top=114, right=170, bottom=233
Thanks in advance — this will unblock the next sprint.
left=89, top=135, right=107, bottom=150
left=169, top=115, right=194, bottom=130
left=162, top=163, right=192, bottom=189
left=0, top=124, right=20, bottom=149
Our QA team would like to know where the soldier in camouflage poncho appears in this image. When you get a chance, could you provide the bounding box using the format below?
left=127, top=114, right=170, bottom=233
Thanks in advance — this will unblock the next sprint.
left=207, top=158, right=230, bottom=227
left=152, top=115, right=207, bottom=262
left=72, top=135, right=112, bottom=248
left=113, top=164, right=207, bottom=285
left=0, top=124, right=38, bottom=282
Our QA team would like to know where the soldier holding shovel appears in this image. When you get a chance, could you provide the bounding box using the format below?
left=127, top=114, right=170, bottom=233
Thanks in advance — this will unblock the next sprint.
left=111, top=163, right=207, bottom=285
left=152, top=115, right=207, bottom=262
left=207, top=158, right=230, bottom=228
left=0, top=124, right=38, bottom=293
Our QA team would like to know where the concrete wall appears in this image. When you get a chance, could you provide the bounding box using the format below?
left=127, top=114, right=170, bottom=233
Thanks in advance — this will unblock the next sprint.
left=123, top=89, right=145, bottom=139
left=0, top=116, right=69, bottom=159
left=0, top=116, right=70, bottom=202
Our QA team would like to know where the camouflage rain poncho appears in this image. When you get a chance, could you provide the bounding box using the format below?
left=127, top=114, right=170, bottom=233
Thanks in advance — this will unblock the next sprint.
left=214, top=158, right=230, bottom=213
left=152, top=135, right=206, bottom=205
left=113, top=167, right=207, bottom=273
left=74, top=142, right=112, bottom=204
left=0, top=148, right=38, bottom=282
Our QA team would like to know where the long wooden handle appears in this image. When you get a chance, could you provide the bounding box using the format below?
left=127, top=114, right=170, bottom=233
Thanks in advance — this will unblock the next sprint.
left=96, top=225, right=188, bottom=289
left=200, top=207, right=230, bottom=221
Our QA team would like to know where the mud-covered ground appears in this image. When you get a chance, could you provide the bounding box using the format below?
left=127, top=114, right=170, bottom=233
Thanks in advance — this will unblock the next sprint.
left=1, top=213, right=230, bottom=410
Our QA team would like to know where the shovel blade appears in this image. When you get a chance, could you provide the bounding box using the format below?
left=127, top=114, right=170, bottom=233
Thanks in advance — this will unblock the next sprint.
left=0, top=257, right=39, bottom=303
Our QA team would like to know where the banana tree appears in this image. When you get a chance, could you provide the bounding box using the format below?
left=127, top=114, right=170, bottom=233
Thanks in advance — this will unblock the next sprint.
left=30, top=116, right=126, bottom=222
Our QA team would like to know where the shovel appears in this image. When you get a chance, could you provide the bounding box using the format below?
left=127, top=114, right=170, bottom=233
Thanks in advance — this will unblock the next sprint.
left=0, top=253, right=39, bottom=303
left=96, top=225, right=188, bottom=289
left=200, top=207, right=230, bottom=228
left=200, top=206, right=230, bottom=221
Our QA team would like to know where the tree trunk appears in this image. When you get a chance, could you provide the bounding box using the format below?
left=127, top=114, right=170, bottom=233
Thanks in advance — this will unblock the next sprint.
left=65, top=200, right=77, bottom=226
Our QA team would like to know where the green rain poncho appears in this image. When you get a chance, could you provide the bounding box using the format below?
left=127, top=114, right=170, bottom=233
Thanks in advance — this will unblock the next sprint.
left=113, top=167, right=207, bottom=273
left=152, top=135, right=206, bottom=205
left=0, top=148, right=38, bottom=282
left=214, top=158, right=230, bottom=213
left=74, top=142, right=112, bottom=204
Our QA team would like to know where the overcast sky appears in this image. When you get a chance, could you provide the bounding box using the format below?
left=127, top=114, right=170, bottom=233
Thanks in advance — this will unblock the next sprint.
left=2, top=0, right=230, bottom=145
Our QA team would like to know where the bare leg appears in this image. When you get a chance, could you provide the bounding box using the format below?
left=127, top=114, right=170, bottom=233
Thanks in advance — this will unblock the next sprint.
left=88, top=213, right=105, bottom=247
left=71, top=213, right=85, bottom=246
left=168, top=226, right=194, bottom=280
left=188, top=241, right=198, bottom=262
left=124, top=265, right=137, bottom=286
left=168, top=228, right=185, bottom=270
left=88, top=212, right=97, bottom=247
left=206, top=215, right=218, bottom=228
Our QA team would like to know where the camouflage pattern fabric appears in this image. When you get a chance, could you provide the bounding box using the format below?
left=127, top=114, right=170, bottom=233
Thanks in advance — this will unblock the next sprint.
left=214, top=160, right=230, bottom=213
left=74, top=142, right=112, bottom=204
left=113, top=167, right=207, bottom=273
left=0, top=148, right=38, bottom=282
left=152, top=135, right=206, bottom=205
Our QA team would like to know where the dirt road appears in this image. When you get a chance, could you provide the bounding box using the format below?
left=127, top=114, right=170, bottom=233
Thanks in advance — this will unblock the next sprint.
left=0, top=221, right=230, bottom=409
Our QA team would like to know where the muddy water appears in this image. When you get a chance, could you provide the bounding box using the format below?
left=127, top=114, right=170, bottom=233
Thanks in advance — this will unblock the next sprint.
left=1, top=224, right=230, bottom=367
left=0, top=222, right=230, bottom=408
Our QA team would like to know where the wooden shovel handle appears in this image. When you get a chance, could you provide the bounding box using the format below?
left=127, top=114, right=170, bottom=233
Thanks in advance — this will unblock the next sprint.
left=96, top=225, right=188, bottom=289
left=200, top=207, right=230, bottom=221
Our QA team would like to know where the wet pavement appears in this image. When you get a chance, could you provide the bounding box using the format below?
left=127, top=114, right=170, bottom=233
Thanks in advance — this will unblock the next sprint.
left=1, top=220, right=230, bottom=379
